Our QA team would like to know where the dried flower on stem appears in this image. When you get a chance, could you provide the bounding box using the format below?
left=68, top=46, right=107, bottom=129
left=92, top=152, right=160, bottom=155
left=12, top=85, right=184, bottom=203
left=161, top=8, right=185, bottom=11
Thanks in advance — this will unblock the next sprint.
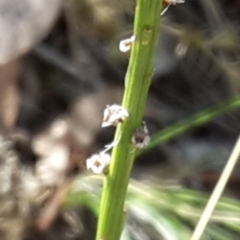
left=86, top=152, right=111, bottom=174
left=102, top=104, right=129, bottom=128
left=119, top=35, right=136, bottom=53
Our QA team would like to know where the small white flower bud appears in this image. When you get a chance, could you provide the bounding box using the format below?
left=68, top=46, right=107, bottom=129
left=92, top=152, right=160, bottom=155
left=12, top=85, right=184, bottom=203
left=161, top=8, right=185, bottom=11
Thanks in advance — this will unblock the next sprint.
left=132, top=122, right=150, bottom=149
left=119, top=35, right=136, bottom=53
left=86, top=152, right=111, bottom=174
left=102, top=104, right=129, bottom=128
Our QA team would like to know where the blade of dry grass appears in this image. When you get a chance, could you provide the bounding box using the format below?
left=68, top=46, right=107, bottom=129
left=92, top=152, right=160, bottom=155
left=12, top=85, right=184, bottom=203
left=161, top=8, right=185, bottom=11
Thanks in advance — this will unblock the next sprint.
left=190, top=135, right=240, bottom=240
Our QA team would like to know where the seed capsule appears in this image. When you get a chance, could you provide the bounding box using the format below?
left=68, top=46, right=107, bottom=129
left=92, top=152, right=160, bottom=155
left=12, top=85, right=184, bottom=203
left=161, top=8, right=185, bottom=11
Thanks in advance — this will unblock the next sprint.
left=132, top=121, right=150, bottom=149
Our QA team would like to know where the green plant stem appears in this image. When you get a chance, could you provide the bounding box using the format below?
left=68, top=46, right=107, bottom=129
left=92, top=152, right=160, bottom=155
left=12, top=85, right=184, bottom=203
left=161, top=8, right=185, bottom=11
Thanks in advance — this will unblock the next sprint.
left=95, top=1, right=162, bottom=240
left=142, top=95, right=240, bottom=153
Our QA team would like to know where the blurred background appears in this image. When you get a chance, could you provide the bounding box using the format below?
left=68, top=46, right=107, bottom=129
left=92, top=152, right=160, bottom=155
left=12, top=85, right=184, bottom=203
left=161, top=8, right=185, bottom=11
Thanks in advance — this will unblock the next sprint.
left=1, top=0, right=240, bottom=239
